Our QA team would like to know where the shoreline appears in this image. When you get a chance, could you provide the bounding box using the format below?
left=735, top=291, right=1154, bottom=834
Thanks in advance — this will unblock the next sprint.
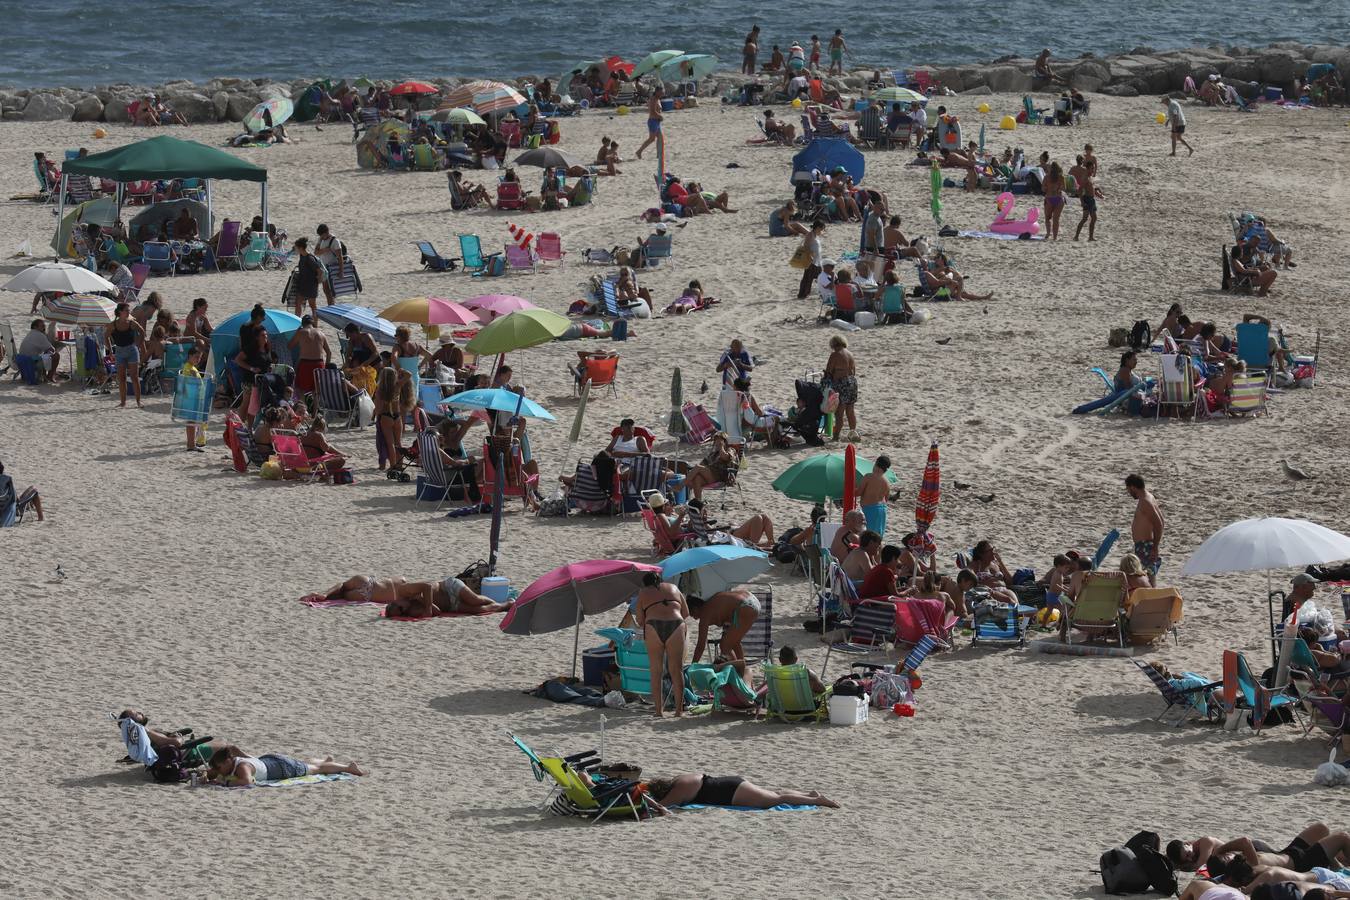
left=2, top=40, right=1345, bottom=125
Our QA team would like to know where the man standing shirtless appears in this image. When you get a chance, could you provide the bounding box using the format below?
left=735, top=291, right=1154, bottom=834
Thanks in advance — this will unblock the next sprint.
left=288, top=315, right=331, bottom=400
left=1072, top=154, right=1101, bottom=241
left=1127, top=473, right=1163, bottom=586
left=858, top=455, right=892, bottom=539
left=635, top=86, right=664, bottom=160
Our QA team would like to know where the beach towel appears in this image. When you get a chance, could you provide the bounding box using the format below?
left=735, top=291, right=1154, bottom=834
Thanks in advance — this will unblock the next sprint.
left=955, top=230, right=1044, bottom=241
left=675, top=803, right=818, bottom=812
left=119, top=717, right=158, bottom=766
left=209, top=773, right=356, bottom=789
left=296, top=594, right=496, bottom=619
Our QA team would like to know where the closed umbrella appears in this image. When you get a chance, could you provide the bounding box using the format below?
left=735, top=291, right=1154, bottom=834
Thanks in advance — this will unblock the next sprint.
left=379, top=296, right=479, bottom=327
left=871, top=86, right=926, bottom=104
left=391, top=80, right=439, bottom=96
left=661, top=545, right=770, bottom=597
left=772, top=451, right=896, bottom=503
left=1182, top=517, right=1350, bottom=678
left=559, top=379, right=591, bottom=478
left=500, top=559, right=662, bottom=675
left=632, top=49, right=685, bottom=77
left=842, top=443, right=857, bottom=512
left=315, top=303, right=398, bottom=345
left=439, top=387, right=555, bottom=421
left=243, top=97, right=294, bottom=132
left=3, top=261, right=116, bottom=295
left=473, top=85, right=527, bottom=116
left=41, top=292, right=117, bottom=326
left=667, top=367, right=687, bottom=438
left=513, top=147, right=583, bottom=169
left=657, top=54, right=718, bottom=83
left=464, top=308, right=568, bottom=355
left=431, top=107, right=485, bottom=126
left=462, top=294, right=538, bottom=323
left=913, top=442, right=940, bottom=558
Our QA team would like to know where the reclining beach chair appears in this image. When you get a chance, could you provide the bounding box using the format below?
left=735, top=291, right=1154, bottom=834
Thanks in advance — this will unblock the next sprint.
left=641, top=502, right=693, bottom=557
left=212, top=220, right=243, bottom=271
left=65, top=174, right=95, bottom=204
left=680, top=401, right=718, bottom=446
left=414, top=430, right=456, bottom=510
left=619, top=455, right=667, bottom=517
left=412, top=143, right=440, bottom=171
left=142, top=242, right=176, bottom=276
left=574, top=355, right=619, bottom=398
left=412, top=240, right=458, bottom=272
left=169, top=371, right=214, bottom=424
left=1129, top=659, right=1220, bottom=726
left=1221, top=649, right=1301, bottom=734
left=1069, top=572, right=1128, bottom=646
left=600, top=279, right=638, bottom=318
left=821, top=597, right=898, bottom=678
left=969, top=600, right=1029, bottom=648
left=565, top=461, right=611, bottom=515
left=856, top=104, right=890, bottom=149
left=639, top=232, right=674, bottom=267
left=762, top=663, right=831, bottom=723
left=1155, top=353, right=1200, bottom=420
left=313, top=367, right=362, bottom=429
left=272, top=431, right=339, bottom=483
left=510, top=733, right=648, bottom=821
left=456, top=234, right=501, bottom=275
left=1301, top=693, right=1350, bottom=747
left=1125, top=587, right=1183, bottom=646
left=231, top=416, right=269, bottom=469
left=327, top=259, right=362, bottom=298
left=482, top=440, right=532, bottom=509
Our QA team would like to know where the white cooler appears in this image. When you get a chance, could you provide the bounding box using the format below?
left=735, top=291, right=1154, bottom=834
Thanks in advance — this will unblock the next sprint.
left=828, top=694, right=869, bottom=726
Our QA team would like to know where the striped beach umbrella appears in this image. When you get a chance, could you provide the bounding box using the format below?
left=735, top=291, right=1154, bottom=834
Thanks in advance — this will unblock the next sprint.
left=871, top=86, right=926, bottom=104
left=243, top=97, right=294, bottom=132
left=913, top=442, right=941, bottom=556
left=41, top=292, right=116, bottom=325
left=442, top=80, right=503, bottom=109
left=473, top=85, right=527, bottom=116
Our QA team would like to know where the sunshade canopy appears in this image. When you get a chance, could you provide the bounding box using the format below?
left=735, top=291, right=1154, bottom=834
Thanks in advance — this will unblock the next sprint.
left=64, top=135, right=267, bottom=183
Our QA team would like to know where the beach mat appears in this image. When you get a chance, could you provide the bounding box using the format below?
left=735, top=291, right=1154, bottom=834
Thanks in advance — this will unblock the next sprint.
left=297, top=594, right=496, bottom=619
left=676, top=802, right=817, bottom=812
left=209, top=773, right=356, bottom=789
left=1026, top=637, right=1144, bottom=658
left=956, top=230, right=1044, bottom=241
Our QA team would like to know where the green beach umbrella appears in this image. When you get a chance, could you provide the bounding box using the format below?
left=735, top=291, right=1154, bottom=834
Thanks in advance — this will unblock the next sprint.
left=657, top=54, right=718, bottom=83
left=929, top=161, right=943, bottom=225
left=464, top=308, right=569, bottom=355
left=431, top=107, right=485, bottom=126
left=871, top=86, right=926, bottom=104
left=772, top=451, right=896, bottom=503
left=667, top=367, right=687, bottom=437
left=632, top=49, right=685, bottom=77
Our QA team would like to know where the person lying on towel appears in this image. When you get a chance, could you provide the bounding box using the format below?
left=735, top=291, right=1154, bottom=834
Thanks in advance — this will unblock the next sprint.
left=321, top=575, right=510, bottom=616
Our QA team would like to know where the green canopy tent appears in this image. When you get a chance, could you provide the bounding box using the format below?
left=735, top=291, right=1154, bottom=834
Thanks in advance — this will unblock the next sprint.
left=61, top=135, right=269, bottom=240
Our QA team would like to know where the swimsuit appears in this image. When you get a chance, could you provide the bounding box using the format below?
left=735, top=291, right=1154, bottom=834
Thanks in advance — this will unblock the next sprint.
left=1046, top=194, right=1064, bottom=208
left=861, top=502, right=887, bottom=537
left=1132, top=540, right=1162, bottom=578
left=823, top=373, right=858, bottom=405
left=730, top=593, right=761, bottom=629
left=692, top=775, right=744, bottom=806
left=1081, top=195, right=1097, bottom=213
left=647, top=117, right=662, bottom=135
left=440, top=576, right=466, bottom=611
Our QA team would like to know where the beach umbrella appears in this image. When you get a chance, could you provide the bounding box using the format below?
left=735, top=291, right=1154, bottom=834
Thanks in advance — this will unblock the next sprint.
left=633, top=49, right=685, bottom=77
left=605, top=56, right=635, bottom=78
left=871, top=86, right=926, bottom=104
left=243, top=97, right=294, bottom=132
left=978, top=122, right=986, bottom=154
left=500, top=559, right=662, bottom=675
left=657, top=54, right=719, bottom=83
left=442, top=80, right=504, bottom=109
left=473, top=85, right=527, bottom=116
left=431, top=107, right=485, bottom=126
left=3, top=261, right=116, bottom=295
left=439, top=387, right=555, bottom=421
left=210, top=307, right=302, bottom=378
left=661, top=545, right=770, bottom=597
left=378, top=296, right=479, bottom=327
left=559, top=379, right=591, bottom=477
left=391, top=80, right=439, bottom=96
left=655, top=128, right=667, bottom=202
left=129, top=199, right=209, bottom=245
left=929, top=161, right=943, bottom=225
left=315, top=303, right=398, bottom=345
left=40, top=292, right=117, bottom=326
left=842, top=443, right=858, bottom=512
left=462, top=294, right=539, bottom=323
left=464, top=308, right=567, bottom=355
left=48, top=198, right=119, bottom=257
left=913, top=442, right=940, bottom=557
left=1181, top=517, right=1350, bottom=675
left=353, top=76, right=375, bottom=89
left=772, top=451, right=896, bottom=504
left=667, top=367, right=687, bottom=438
left=513, top=147, right=583, bottom=169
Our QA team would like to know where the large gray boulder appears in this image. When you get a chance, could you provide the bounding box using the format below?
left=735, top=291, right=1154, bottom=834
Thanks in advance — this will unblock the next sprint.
left=1066, top=58, right=1111, bottom=92
left=984, top=65, right=1034, bottom=93
left=225, top=92, right=255, bottom=122
left=102, top=94, right=137, bottom=123
left=1222, top=58, right=1261, bottom=82
left=960, top=84, right=993, bottom=95
left=1100, top=83, right=1139, bottom=97
left=22, top=92, right=75, bottom=121
left=212, top=91, right=229, bottom=120
left=164, top=91, right=216, bottom=122
left=71, top=94, right=105, bottom=121
left=934, top=67, right=967, bottom=93
left=257, top=82, right=291, bottom=100
left=1257, top=50, right=1297, bottom=85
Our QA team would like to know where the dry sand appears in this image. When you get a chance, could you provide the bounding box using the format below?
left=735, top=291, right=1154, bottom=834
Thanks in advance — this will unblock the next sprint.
left=1, top=94, right=1348, bottom=898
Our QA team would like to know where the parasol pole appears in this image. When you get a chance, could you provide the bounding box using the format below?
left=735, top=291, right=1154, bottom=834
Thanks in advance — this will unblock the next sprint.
left=572, top=593, right=583, bottom=678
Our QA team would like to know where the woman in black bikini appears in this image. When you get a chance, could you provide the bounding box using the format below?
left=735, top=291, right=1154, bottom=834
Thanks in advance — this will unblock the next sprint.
left=106, top=302, right=146, bottom=408
left=233, top=315, right=271, bottom=419
left=374, top=367, right=403, bottom=471
left=634, top=572, right=689, bottom=718
left=644, top=773, right=839, bottom=810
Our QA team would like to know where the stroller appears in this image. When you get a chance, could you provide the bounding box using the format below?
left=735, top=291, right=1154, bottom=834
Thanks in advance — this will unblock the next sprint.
left=788, top=379, right=825, bottom=445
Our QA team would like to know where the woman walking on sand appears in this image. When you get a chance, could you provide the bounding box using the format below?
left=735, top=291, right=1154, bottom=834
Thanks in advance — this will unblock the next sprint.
left=1042, top=161, right=1066, bottom=240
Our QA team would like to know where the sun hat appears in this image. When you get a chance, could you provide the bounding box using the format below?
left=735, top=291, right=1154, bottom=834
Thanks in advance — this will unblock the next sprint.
left=648, top=493, right=668, bottom=508
left=437, top=333, right=455, bottom=345
left=822, top=259, right=836, bottom=268
left=655, top=223, right=667, bottom=232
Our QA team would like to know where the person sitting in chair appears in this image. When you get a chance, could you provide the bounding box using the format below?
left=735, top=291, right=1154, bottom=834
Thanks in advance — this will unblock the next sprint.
left=18, top=318, right=62, bottom=383
left=762, top=109, right=796, bottom=143
left=0, top=460, right=43, bottom=526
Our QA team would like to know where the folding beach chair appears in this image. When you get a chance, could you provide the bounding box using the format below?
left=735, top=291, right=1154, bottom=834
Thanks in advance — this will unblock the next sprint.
left=125, top=263, right=149, bottom=303
left=510, top=733, right=648, bottom=822
left=66, top=174, right=94, bottom=204
left=272, top=431, right=339, bottom=483
left=504, top=244, right=536, bottom=274
left=1155, top=353, right=1200, bottom=419
left=680, top=402, right=718, bottom=446
left=495, top=180, right=525, bottom=211
left=414, top=430, right=455, bottom=510
left=125, top=180, right=154, bottom=205
left=412, top=142, right=440, bottom=171
left=856, top=104, right=890, bottom=149
left=640, top=504, right=692, bottom=557
left=1125, top=587, right=1183, bottom=646
left=169, top=372, right=214, bottom=423
left=1021, top=95, right=1048, bottom=124
left=575, top=354, right=619, bottom=399
left=313, top=367, right=362, bottom=429
left=535, top=232, right=565, bottom=267
left=1301, top=693, right=1350, bottom=746
left=412, top=240, right=458, bottom=272
left=1129, top=659, right=1220, bottom=726
left=327, top=260, right=362, bottom=298
left=212, top=220, right=243, bottom=271
left=142, top=242, right=176, bottom=276
left=969, top=601, right=1028, bottom=648
left=1235, top=321, right=1271, bottom=378
left=482, top=440, right=531, bottom=510
left=619, top=455, right=667, bottom=517
left=1228, top=372, right=1269, bottom=417
left=1069, top=572, right=1128, bottom=646
left=231, top=416, right=269, bottom=469
left=599, top=279, right=638, bottom=318
left=639, top=232, right=673, bottom=267
left=1222, top=649, right=1300, bottom=734
left=565, top=462, right=611, bottom=515
left=821, top=597, right=898, bottom=678
left=761, top=663, right=831, bottom=723
left=456, top=234, right=501, bottom=275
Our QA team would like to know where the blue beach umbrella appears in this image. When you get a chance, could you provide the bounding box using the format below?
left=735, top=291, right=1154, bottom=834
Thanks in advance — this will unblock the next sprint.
left=792, top=138, right=865, bottom=183
left=316, top=303, right=397, bottom=345
left=439, top=388, right=555, bottom=421
left=660, top=545, right=770, bottom=597
left=210, top=308, right=302, bottom=378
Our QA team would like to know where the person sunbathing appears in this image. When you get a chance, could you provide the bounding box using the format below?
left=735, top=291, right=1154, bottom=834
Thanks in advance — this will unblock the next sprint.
left=1173, top=824, right=1348, bottom=878
left=615, top=267, right=654, bottom=308
left=969, top=540, right=1014, bottom=586
left=643, top=772, right=838, bottom=811
left=300, top=417, right=346, bottom=475
left=842, top=530, right=882, bottom=583
left=1120, top=553, right=1151, bottom=591
left=762, top=109, right=796, bottom=143
left=323, top=574, right=510, bottom=616
left=1247, top=867, right=1350, bottom=897
left=593, top=137, right=622, bottom=176
left=689, top=589, right=761, bottom=661
left=957, top=568, right=1018, bottom=607
left=830, top=509, right=866, bottom=561
left=910, top=570, right=962, bottom=619
left=883, top=215, right=921, bottom=258
left=684, top=182, right=737, bottom=214
left=771, top=200, right=810, bottom=237
left=605, top=417, right=650, bottom=458
left=207, top=746, right=365, bottom=785
left=734, top=377, right=785, bottom=446
left=116, top=709, right=222, bottom=752
left=938, top=146, right=980, bottom=191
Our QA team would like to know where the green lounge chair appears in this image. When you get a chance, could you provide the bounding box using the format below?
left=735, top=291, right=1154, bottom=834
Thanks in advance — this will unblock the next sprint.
left=1069, top=572, right=1128, bottom=646
left=509, top=733, right=647, bottom=821
left=762, top=663, right=831, bottom=723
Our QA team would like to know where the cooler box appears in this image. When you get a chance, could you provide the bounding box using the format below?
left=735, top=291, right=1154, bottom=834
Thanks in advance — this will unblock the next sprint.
left=828, top=694, right=869, bottom=725
left=581, top=646, right=615, bottom=687
left=481, top=576, right=510, bottom=603
left=854, top=311, right=877, bottom=329
left=660, top=99, right=675, bottom=112
left=1264, top=86, right=1283, bottom=102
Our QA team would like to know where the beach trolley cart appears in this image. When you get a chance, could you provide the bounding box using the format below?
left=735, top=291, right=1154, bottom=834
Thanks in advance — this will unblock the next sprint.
left=171, top=373, right=216, bottom=425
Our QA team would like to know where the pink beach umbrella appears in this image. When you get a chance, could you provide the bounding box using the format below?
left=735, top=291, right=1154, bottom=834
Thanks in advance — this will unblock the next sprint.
left=422, top=297, right=480, bottom=326
left=500, top=559, right=661, bottom=675
left=463, top=293, right=537, bottom=323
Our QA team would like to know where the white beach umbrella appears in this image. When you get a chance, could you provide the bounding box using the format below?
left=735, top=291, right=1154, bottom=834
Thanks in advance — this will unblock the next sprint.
left=2, top=261, right=116, bottom=295
left=1181, top=516, right=1350, bottom=681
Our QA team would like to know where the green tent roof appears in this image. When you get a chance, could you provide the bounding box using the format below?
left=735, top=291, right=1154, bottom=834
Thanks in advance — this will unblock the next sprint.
left=64, top=135, right=267, bottom=183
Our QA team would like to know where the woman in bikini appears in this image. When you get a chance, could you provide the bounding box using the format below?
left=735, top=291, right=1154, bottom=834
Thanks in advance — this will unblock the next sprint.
left=634, top=573, right=690, bottom=718
left=644, top=773, right=838, bottom=811
left=688, top=589, right=760, bottom=663
left=374, top=366, right=403, bottom=471
left=1042, top=160, right=1066, bottom=241
left=822, top=334, right=859, bottom=442
left=321, top=574, right=509, bottom=615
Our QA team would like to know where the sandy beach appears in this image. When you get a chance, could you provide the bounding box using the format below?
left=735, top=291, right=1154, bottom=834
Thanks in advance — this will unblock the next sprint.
left=2, top=92, right=1349, bottom=898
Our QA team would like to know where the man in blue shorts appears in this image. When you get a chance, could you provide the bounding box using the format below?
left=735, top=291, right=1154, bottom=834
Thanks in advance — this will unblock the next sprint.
left=636, top=86, right=664, bottom=160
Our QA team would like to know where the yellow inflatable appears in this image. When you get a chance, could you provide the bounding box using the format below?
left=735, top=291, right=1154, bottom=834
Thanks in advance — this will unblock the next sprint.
left=93, top=127, right=108, bottom=138
left=999, top=114, right=1017, bottom=130
left=977, top=102, right=990, bottom=114
left=1155, top=112, right=1167, bottom=124
left=791, top=98, right=803, bottom=109
left=1035, top=607, right=1061, bottom=626
left=616, top=105, right=630, bottom=116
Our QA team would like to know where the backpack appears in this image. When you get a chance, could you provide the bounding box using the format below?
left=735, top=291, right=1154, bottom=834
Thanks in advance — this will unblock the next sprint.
left=1099, top=847, right=1149, bottom=894
left=1129, top=320, right=1152, bottom=351
left=148, top=745, right=190, bottom=784
left=831, top=674, right=866, bottom=698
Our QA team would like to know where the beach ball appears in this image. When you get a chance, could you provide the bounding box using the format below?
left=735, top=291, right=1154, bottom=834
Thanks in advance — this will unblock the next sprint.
left=616, top=105, right=630, bottom=116
left=1036, top=607, right=1061, bottom=626
left=1155, top=112, right=1167, bottom=124
left=977, top=102, right=990, bottom=114
left=792, top=98, right=803, bottom=109
left=999, top=114, right=1017, bottom=130
left=93, top=127, right=108, bottom=138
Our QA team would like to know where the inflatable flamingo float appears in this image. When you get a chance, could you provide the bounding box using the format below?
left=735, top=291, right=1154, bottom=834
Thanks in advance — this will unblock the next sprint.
left=989, top=191, right=1040, bottom=236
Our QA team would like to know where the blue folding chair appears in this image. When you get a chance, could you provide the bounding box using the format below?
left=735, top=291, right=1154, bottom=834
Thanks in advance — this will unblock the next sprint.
left=142, top=242, right=176, bottom=276
left=412, top=240, right=458, bottom=272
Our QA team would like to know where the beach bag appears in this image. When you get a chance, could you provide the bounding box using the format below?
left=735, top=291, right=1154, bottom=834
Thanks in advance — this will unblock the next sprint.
left=332, top=468, right=354, bottom=485
left=260, top=458, right=282, bottom=480
left=1099, top=847, right=1149, bottom=895
left=1129, top=320, right=1152, bottom=351
left=870, top=670, right=912, bottom=709
left=149, top=745, right=190, bottom=784
left=832, top=674, right=866, bottom=698
left=821, top=389, right=839, bottom=413
left=788, top=243, right=813, bottom=270
left=356, top=391, right=375, bottom=427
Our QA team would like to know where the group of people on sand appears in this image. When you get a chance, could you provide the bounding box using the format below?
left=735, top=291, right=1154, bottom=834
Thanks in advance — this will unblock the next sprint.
left=1170, top=822, right=1350, bottom=899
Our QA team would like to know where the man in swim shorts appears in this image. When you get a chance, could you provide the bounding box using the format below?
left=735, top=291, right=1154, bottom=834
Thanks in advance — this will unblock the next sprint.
left=636, top=86, right=664, bottom=160
left=828, top=29, right=847, bottom=76
left=1126, top=473, right=1163, bottom=585
left=858, top=455, right=892, bottom=538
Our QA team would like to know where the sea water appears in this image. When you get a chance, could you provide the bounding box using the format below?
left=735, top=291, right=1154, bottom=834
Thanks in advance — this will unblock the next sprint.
left=4, top=0, right=1348, bottom=88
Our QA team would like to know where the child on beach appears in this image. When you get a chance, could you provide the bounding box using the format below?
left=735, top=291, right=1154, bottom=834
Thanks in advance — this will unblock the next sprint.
left=180, top=346, right=206, bottom=451
left=1044, top=554, right=1074, bottom=611
left=810, top=35, right=822, bottom=69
